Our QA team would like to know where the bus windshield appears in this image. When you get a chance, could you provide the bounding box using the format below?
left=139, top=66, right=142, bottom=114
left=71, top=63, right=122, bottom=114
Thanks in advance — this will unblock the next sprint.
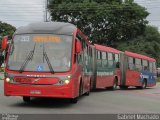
left=8, top=34, right=73, bottom=72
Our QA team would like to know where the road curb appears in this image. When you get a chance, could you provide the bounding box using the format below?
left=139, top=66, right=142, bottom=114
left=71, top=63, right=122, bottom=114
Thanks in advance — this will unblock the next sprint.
left=156, top=82, right=160, bottom=87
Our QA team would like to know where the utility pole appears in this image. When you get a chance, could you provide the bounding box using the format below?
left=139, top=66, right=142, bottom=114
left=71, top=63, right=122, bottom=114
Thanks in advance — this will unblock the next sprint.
left=44, top=0, right=48, bottom=22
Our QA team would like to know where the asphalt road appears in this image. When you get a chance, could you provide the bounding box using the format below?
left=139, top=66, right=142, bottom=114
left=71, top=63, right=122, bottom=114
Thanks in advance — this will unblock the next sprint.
left=0, top=80, right=160, bottom=114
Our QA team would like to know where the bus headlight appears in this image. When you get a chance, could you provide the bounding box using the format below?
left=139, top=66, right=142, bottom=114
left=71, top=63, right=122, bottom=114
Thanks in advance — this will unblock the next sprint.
left=64, top=79, right=70, bottom=84
left=6, top=78, right=11, bottom=83
left=57, top=75, right=72, bottom=85
left=4, top=73, right=15, bottom=83
left=59, top=79, right=70, bottom=85
left=5, top=76, right=14, bottom=83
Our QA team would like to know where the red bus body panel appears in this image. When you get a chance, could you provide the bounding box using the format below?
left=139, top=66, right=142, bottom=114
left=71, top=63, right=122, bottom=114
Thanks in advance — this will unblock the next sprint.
left=125, top=51, right=156, bottom=62
left=5, top=81, right=73, bottom=98
left=4, top=25, right=92, bottom=100
left=4, top=65, right=81, bottom=98
left=96, top=76, right=114, bottom=88
left=4, top=28, right=77, bottom=98
left=125, top=70, right=141, bottom=86
left=120, top=51, right=157, bottom=87
left=94, top=44, right=121, bottom=89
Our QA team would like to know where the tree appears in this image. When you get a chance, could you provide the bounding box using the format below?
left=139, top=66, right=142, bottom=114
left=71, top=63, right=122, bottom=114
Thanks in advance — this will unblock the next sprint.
left=48, top=0, right=149, bottom=47
left=117, top=26, right=160, bottom=66
left=0, top=21, right=15, bottom=66
left=0, top=21, right=16, bottom=40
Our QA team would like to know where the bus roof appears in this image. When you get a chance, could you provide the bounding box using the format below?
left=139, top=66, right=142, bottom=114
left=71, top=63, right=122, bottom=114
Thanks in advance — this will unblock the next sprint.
left=94, top=44, right=120, bottom=54
left=90, top=45, right=95, bottom=48
left=125, top=51, right=156, bottom=62
left=15, top=22, right=77, bottom=35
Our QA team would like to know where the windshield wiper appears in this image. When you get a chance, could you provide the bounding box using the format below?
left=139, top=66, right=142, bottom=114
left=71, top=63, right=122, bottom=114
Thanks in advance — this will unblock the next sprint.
left=43, top=43, right=54, bottom=74
left=19, top=43, right=36, bottom=73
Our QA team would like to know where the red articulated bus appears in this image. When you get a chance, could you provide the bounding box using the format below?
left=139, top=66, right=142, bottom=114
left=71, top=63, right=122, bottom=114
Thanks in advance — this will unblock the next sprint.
left=1, top=22, right=157, bottom=104
left=91, top=44, right=121, bottom=90
left=120, top=51, right=157, bottom=89
left=1, top=22, right=93, bottom=103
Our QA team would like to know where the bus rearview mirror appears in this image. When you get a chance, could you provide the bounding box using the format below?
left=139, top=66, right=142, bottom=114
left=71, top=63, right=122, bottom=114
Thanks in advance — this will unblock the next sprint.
left=1, top=36, right=8, bottom=50
left=76, top=40, right=82, bottom=54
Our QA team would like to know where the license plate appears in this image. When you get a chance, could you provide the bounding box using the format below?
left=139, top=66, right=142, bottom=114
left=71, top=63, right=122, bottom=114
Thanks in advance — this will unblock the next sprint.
left=30, top=90, right=41, bottom=95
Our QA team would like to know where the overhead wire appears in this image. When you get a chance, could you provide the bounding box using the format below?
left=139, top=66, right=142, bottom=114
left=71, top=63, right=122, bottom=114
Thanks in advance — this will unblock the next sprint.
left=0, top=1, right=159, bottom=23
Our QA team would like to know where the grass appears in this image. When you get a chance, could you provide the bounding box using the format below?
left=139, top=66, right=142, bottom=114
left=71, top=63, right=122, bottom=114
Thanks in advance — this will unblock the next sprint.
left=0, top=67, right=4, bottom=80
left=157, top=77, right=160, bottom=87
left=0, top=67, right=4, bottom=72
left=157, top=77, right=160, bottom=82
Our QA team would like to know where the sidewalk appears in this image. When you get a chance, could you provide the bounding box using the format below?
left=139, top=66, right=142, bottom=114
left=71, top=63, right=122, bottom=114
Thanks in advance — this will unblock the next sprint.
left=0, top=72, right=4, bottom=80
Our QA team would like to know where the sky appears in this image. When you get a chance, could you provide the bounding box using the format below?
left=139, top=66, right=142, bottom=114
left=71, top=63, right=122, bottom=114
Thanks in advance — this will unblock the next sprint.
left=0, top=0, right=160, bottom=30
left=135, top=0, right=160, bottom=30
left=0, top=0, right=44, bottom=27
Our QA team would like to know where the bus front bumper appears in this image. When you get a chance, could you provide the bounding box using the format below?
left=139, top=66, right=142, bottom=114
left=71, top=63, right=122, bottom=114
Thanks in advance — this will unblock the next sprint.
left=4, top=83, right=74, bottom=98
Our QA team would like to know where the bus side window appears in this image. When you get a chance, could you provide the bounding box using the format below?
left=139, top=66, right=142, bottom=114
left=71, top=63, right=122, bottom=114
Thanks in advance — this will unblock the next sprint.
left=135, top=58, right=142, bottom=72
left=128, top=57, right=134, bottom=70
left=82, top=38, right=86, bottom=51
left=112, top=54, right=115, bottom=61
left=97, top=50, right=102, bottom=67
left=115, top=54, right=119, bottom=68
left=102, top=51, right=107, bottom=67
left=142, top=60, right=148, bottom=71
left=90, top=47, right=92, bottom=57
left=89, top=47, right=93, bottom=71
left=108, top=52, right=113, bottom=67
left=97, top=51, right=101, bottom=59
left=149, top=62, right=153, bottom=72
left=153, top=62, right=156, bottom=74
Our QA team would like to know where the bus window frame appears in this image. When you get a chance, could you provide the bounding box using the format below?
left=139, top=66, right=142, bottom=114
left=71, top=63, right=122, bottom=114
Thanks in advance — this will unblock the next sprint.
left=102, top=51, right=106, bottom=60
left=135, top=58, right=142, bottom=72
left=108, top=52, right=113, bottom=68
left=115, top=53, right=120, bottom=68
left=127, top=56, right=135, bottom=70
left=149, top=61, right=153, bottom=72
left=142, top=59, right=149, bottom=71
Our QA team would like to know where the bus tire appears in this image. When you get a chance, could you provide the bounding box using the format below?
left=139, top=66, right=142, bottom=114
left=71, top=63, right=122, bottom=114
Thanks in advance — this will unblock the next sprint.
left=70, top=98, right=78, bottom=104
left=138, top=80, right=147, bottom=89
left=84, top=80, right=91, bottom=96
left=142, top=80, right=147, bottom=89
left=85, top=91, right=90, bottom=96
left=111, top=79, right=118, bottom=90
left=120, top=86, right=128, bottom=90
left=23, top=96, right=31, bottom=103
left=79, top=81, right=83, bottom=96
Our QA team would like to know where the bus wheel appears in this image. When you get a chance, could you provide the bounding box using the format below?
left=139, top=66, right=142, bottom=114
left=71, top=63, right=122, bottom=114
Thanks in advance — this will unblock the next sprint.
left=111, top=79, right=118, bottom=90
left=70, top=98, right=78, bottom=104
left=23, top=96, right=31, bottom=103
left=85, top=91, right=90, bottom=96
left=142, top=80, right=147, bottom=89
left=120, top=86, right=128, bottom=90
left=79, top=81, right=83, bottom=96
left=138, top=80, right=147, bottom=89
left=84, top=88, right=90, bottom=96
left=84, top=80, right=91, bottom=96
